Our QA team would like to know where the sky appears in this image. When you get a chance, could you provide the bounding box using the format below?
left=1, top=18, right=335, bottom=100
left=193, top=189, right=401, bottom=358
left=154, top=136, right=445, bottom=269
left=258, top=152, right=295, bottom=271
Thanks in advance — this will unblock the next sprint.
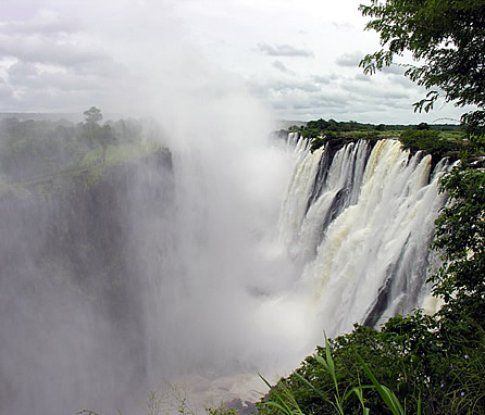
left=0, top=0, right=471, bottom=124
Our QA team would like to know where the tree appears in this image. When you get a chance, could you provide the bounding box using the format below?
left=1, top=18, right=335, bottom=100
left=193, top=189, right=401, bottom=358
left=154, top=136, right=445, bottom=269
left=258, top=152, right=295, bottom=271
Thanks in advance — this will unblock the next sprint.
left=83, top=106, right=103, bottom=125
left=359, top=0, right=485, bottom=134
left=81, top=107, right=114, bottom=162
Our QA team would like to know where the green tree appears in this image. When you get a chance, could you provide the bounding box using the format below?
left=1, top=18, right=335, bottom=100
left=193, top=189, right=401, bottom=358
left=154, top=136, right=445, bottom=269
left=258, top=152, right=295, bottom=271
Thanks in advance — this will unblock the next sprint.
left=83, top=106, right=103, bottom=125
left=81, top=107, right=114, bottom=162
left=359, top=0, right=485, bottom=134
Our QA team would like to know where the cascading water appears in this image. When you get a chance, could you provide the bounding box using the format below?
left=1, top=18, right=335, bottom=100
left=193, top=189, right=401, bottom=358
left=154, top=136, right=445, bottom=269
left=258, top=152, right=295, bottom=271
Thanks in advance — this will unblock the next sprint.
left=163, top=132, right=450, bottom=404
left=0, top=123, right=449, bottom=414
left=275, top=136, right=448, bottom=342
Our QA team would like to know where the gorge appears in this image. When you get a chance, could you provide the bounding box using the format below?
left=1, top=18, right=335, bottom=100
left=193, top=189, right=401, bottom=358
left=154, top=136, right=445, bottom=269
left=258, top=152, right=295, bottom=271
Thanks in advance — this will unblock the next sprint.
left=0, top=123, right=449, bottom=414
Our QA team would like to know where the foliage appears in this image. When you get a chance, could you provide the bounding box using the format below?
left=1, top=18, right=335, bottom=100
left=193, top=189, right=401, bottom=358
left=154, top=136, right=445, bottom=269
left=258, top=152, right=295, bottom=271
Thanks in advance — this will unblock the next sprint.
left=260, top=311, right=485, bottom=414
left=81, top=107, right=116, bottom=161
left=206, top=404, right=239, bottom=415
left=0, top=111, right=149, bottom=184
left=290, top=119, right=466, bottom=156
left=84, top=106, right=103, bottom=125
left=259, top=161, right=485, bottom=414
left=289, top=118, right=463, bottom=141
left=0, top=117, right=85, bottom=181
left=399, top=129, right=464, bottom=158
left=430, top=164, right=485, bottom=323
left=359, top=0, right=485, bottom=133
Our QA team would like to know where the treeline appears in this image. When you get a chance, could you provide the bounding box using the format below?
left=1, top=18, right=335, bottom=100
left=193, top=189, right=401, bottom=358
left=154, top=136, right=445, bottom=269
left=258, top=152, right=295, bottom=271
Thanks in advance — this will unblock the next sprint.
left=283, top=118, right=481, bottom=160
left=289, top=118, right=461, bottom=139
left=0, top=108, right=149, bottom=182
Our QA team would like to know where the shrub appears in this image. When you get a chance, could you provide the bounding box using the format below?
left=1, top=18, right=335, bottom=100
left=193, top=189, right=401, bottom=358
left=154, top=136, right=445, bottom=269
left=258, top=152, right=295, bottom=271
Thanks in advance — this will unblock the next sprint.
left=399, top=129, right=463, bottom=158
left=259, top=163, right=485, bottom=415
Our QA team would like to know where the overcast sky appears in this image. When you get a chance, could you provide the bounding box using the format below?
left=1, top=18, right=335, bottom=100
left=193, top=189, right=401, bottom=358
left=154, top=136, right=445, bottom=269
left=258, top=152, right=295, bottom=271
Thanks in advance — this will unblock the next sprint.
left=0, top=0, right=471, bottom=124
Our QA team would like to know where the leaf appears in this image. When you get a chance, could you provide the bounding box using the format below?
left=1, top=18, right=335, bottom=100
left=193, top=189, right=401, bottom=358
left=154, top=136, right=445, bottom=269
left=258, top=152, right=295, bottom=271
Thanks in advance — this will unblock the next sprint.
left=356, top=354, right=405, bottom=415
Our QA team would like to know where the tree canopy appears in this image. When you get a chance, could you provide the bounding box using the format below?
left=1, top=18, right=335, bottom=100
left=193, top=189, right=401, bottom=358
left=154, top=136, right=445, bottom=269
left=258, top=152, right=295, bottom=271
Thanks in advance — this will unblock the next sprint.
left=81, top=107, right=115, bottom=162
left=83, top=106, right=103, bottom=125
left=359, top=0, right=485, bottom=133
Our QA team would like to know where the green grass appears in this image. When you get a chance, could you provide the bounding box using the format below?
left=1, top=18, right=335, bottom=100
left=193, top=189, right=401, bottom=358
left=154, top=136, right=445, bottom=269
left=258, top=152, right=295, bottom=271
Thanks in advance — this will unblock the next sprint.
left=79, top=141, right=161, bottom=186
left=0, top=141, right=164, bottom=195
left=81, top=141, right=159, bottom=167
left=259, top=337, right=422, bottom=415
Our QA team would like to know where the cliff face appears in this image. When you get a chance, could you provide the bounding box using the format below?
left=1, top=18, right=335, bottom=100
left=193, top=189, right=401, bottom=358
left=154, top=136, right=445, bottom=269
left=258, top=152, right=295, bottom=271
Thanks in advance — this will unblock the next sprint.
left=0, top=148, right=175, bottom=414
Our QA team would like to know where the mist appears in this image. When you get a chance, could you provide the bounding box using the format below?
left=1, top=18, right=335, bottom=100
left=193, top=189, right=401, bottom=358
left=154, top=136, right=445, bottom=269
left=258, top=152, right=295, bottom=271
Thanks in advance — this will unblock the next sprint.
left=0, top=2, right=451, bottom=414
left=0, top=6, right=311, bottom=411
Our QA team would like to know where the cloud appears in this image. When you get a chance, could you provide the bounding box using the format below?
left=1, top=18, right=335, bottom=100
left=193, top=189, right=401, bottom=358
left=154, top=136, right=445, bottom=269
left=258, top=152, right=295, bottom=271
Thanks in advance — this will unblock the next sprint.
left=381, top=64, right=407, bottom=75
left=257, top=43, right=314, bottom=57
left=354, top=73, right=371, bottom=82
left=0, top=11, right=79, bottom=36
left=258, top=79, right=321, bottom=94
left=335, top=51, right=363, bottom=67
left=0, top=34, right=114, bottom=68
left=330, top=21, right=354, bottom=30
left=313, top=75, right=331, bottom=84
left=0, top=76, right=13, bottom=101
left=388, top=73, right=416, bottom=88
left=341, top=81, right=409, bottom=100
left=271, top=60, right=295, bottom=75
left=0, top=0, right=470, bottom=124
left=0, top=10, right=131, bottom=112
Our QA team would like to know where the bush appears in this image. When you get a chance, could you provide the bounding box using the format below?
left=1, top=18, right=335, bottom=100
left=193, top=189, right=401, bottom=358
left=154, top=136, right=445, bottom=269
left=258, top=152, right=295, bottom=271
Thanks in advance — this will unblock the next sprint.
left=399, top=129, right=463, bottom=158
left=259, top=163, right=485, bottom=415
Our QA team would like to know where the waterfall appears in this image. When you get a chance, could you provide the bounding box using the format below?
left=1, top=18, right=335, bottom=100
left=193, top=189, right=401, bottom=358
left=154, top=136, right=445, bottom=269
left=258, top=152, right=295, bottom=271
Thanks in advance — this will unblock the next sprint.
left=277, top=137, right=448, bottom=339
left=0, top=126, right=451, bottom=413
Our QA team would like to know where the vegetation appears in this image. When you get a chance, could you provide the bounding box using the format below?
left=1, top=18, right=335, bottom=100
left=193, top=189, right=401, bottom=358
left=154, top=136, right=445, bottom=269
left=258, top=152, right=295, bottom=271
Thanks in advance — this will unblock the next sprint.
left=286, top=118, right=469, bottom=157
left=0, top=109, right=163, bottom=190
left=81, top=106, right=116, bottom=162
left=289, top=119, right=462, bottom=141
left=259, top=1, right=485, bottom=414
left=259, top=158, right=485, bottom=414
left=359, top=0, right=485, bottom=136
left=398, top=129, right=465, bottom=158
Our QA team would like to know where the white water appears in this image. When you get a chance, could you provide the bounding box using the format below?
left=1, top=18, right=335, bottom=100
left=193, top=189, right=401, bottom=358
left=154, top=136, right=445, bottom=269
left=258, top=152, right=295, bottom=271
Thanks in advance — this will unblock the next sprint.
left=275, top=137, right=448, bottom=342
left=0, top=125, right=449, bottom=413
left=160, top=135, right=449, bottom=405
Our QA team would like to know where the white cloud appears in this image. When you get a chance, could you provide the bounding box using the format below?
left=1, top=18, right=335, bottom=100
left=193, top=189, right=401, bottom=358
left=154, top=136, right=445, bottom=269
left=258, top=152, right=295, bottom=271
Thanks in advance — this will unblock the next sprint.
left=258, top=43, right=314, bottom=57
left=0, top=0, right=471, bottom=123
left=272, top=60, right=295, bottom=75
left=335, top=51, right=364, bottom=67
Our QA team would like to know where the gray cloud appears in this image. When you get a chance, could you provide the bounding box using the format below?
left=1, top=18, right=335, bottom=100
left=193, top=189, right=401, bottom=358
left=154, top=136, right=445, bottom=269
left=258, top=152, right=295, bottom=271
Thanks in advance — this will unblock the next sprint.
left=335, top=51, right=363, bottom=67
left=0, top=77, right=13, bottom=101
left=0, top=13, right=79, bottom=36
left=341, top=81, right=409, bottom=100
left=248, top=68, right=421, bottom=122
left=272, top=60, right=295, bottom=75
left=258, top=43, right=314, bottom=57
left=8, top=62, right=102, bottom=92
left=271, top=80, right=319, bottom=93
left=382, top=64, right=407, bottom=75
left=0, top=34, right=113, bottom=67
left=354, top=73, right=371, bottom=82
left=388, top=73, right=416, bottom=88
left=313, top=75, right=331, bottom=84
left=0, top=12, right=130, bottom=112
left=292, top=95, right=347, bottom=110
